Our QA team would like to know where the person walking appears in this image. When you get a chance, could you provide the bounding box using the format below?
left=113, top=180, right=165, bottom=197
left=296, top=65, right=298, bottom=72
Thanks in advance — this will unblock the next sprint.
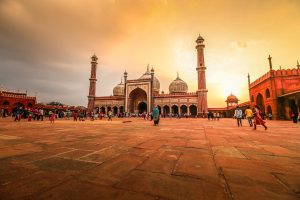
left=245, top=106, right=253, bottom=127
left=28, top=109, right=33, bottom=122
left=73, top=111, right=78, bottom=121
left=39, top=109, right=44, bottom=121
left=234, top=106, right=243, bottom=127
left=216, top=112, right=220, bottom=120
left=253, top=105, right=267, bottom=130
left=90, top=111, right=95, bottom=121
left=49, top=111, right=55, bottom=123
left=213, top=112, right=217, bottom=120
left=268, top=113, right=272, bottom=120
left=108, top=110, right=113, bottom=121
left=291, top=111, right=298, bottom=123
left=153, top=106, right=160, bottom=126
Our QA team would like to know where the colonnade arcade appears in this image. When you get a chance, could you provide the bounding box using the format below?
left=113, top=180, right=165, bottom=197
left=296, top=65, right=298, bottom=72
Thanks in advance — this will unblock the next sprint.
left=95, top=106, right=124, bottom=115
left=94, top=104, right=197, bottom=116
left=157, top=104, right=198, bottom=116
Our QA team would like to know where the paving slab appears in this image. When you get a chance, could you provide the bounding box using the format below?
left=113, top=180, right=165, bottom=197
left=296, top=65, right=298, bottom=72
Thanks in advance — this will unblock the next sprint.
left=0, top=118, right=299, bottom=199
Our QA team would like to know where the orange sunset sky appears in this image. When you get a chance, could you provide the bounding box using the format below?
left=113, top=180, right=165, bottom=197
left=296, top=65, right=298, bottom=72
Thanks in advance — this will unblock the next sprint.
left=0, top=0, right=299, bottom=107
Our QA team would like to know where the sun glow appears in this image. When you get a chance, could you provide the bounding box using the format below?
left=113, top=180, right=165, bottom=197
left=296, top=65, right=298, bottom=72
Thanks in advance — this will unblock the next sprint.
left=221, top=83, right=240, bottom=100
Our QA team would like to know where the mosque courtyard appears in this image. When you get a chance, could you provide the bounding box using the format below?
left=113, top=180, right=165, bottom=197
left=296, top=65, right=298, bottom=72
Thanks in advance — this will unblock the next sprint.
left=0, top=118, right=299, bottom=200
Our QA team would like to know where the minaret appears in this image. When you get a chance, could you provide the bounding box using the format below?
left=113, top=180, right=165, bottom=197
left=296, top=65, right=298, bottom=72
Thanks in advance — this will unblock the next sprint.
left=195, top=34, right=208, bottom=116
left=87, top=54, right=98, bottom=112
left=247, top=73, right=250, bottom=87
left=268, top=55, right=273, bottom=70
left=150, top=67, right=155, bottom=111
left=123, top=70, right=128, bottom=113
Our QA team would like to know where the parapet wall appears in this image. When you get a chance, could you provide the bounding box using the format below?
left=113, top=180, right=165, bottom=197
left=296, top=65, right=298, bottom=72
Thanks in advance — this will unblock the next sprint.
left=0, top=91, right=36, bottom=100
left=250, top=68, right=300, bottom=88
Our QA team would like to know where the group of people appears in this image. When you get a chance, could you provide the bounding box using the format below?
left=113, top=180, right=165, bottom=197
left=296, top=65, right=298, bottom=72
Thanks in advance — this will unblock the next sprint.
left=234, top=105, right=267, bottom=130
left=207, top=112, right=221, bottom=120
left=10, top=107, right=88, bottom=123
left=13, top=107, right=44, bottom=122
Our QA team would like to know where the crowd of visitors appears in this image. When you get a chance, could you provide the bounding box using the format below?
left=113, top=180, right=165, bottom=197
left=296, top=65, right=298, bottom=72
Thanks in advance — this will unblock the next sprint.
left=2, top=105, right=299, bottom=127
left=4, top=107, right=87, bottom=123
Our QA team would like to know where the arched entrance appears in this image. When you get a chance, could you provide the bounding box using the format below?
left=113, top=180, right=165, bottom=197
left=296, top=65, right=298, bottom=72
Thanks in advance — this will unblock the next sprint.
left=138, top=102, right=147, bottom=114
left=119, top=106, right=124, bottom=114
left=157, top=105, right=161, bottom=114
left=256, top=93, right=265, bottom=113
left=267, top=105, right=272, bottom=114
left=171, top=105, right=178, bottom=115
left=129, top=88, right=147, bottom=114
left=290, top=99, right=298, bottom=116
left=3, top=101, right=9, bottom=106
left=14, top=102, right=24, bottom=108
left=298, top=99, right=300, bottom=114
left=180, top=105, right=187, bottom=115
left=113, top=106, right=118, bottom=115
left=100, top=107, right=106, bottom=114
left=163, top=105, right=170, bottom=115
left=189, top=105, right=197, bottom=116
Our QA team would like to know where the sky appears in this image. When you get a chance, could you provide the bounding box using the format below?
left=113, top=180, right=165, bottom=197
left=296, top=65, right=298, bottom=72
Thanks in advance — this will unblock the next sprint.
left=0, top=0, right=299, bottom=107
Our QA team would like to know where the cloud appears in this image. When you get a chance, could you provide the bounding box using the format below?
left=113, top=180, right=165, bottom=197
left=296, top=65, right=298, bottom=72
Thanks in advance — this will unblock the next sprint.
left=0, top=0, right=299, bottom=107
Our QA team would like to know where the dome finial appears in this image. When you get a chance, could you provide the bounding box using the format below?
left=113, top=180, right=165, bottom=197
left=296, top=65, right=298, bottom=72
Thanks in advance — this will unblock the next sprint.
left=120, top=77, right=123, bottom=84
left=147, top=64, right=150, bottom=73
left=177, top=72, right=179, bottom=79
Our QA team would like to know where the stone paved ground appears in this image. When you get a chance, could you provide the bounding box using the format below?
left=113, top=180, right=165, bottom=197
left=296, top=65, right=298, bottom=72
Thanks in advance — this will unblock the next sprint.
left=0, top=118, right=299, bottom=200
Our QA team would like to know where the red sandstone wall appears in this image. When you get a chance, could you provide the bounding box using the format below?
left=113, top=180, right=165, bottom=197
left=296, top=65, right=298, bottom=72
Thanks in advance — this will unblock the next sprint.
left=0, top=96, right=36, bottom=113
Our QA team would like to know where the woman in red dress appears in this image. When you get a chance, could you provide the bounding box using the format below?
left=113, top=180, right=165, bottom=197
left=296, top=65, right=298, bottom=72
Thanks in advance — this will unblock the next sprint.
left=253, top=105, right=267, bottom=130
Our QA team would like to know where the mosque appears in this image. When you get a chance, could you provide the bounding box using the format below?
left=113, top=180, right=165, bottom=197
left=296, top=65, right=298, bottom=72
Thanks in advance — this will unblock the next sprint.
left=87, top=35, right=300, bottom=119
left=87, top=35, right=208, bottom=117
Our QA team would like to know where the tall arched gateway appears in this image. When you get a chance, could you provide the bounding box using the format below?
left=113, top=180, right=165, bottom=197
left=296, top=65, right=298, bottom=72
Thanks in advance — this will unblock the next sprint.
left=128, top=88, right=147, bottom=114
left=256, top=93, right=265, bottom=113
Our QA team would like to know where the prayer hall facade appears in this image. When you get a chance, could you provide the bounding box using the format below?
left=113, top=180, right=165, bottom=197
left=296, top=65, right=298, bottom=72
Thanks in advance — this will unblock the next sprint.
left=87, top=35, right=208, bottom=116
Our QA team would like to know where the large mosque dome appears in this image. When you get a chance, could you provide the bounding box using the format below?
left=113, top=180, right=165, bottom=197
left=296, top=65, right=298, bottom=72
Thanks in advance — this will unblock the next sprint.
left=139, top=66, right=160, bottom=92
left=169, top=73, right=188, bottom=94
left=113, top=79, right=124, bottom=96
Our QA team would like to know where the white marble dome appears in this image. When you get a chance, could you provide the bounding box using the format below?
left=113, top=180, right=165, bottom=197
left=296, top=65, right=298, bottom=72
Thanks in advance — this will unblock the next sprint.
left=113, top=80, right=124, bottom=96
left=139, top=66, right=160, bottom=92
left=169, top=74, right=188, bottom=94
